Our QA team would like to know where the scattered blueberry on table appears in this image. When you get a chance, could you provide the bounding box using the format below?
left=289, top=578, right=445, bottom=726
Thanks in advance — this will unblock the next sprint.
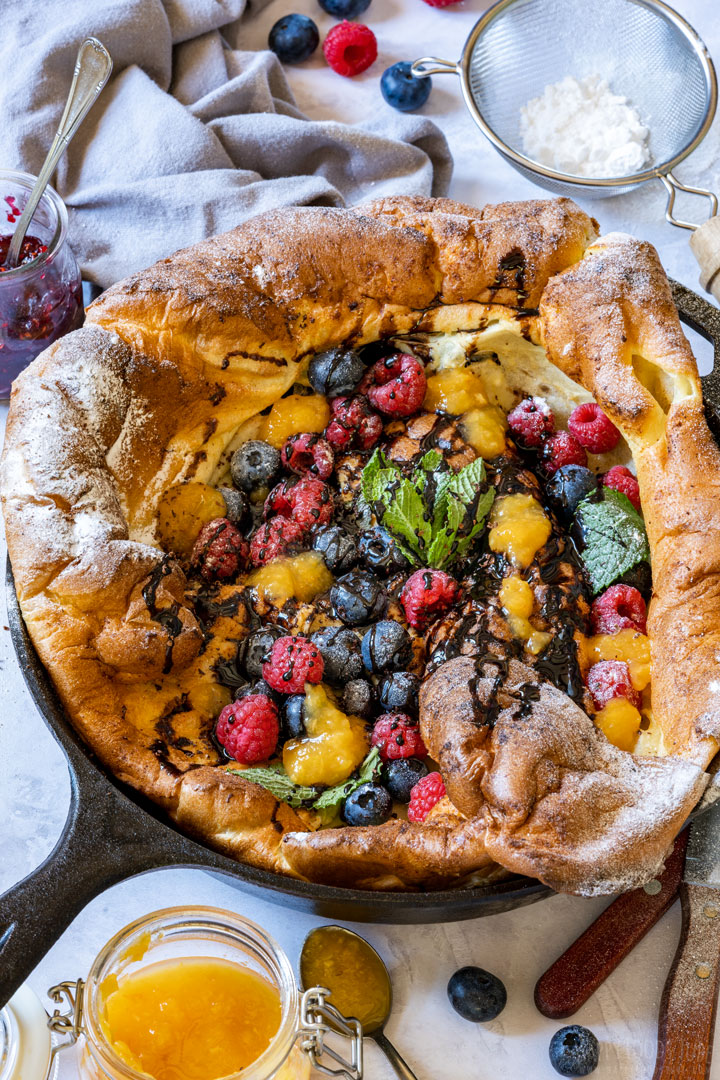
left=319, top=0, right=371, bottom=16
left=549, top=1025, right=600, bottom=1077
left=268, top=13, right=320, bottom=63
left=447, top=966, right=507, bottom=1023
left=381, top=61, right=432, bottom=112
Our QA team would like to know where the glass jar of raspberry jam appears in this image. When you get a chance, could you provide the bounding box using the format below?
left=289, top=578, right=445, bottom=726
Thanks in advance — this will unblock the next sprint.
left=0, top=170, right=83, bottom=398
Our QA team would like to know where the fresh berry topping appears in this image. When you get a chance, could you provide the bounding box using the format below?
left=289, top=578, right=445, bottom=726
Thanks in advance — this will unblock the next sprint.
left=325, top=395, right=383, bottom=451
left=548, top=1025, right=599, bottom=1077
left=384, top=757, right=428, bottom=802
left=268, top=13, right=319, bottom=63
left=215, top=695, right=279, bottom=764
left=361, top=619, right=413, bottom=674
left=323, top=21, right=377, bottom=77
left=237, top=626, right=285, bottom=681
left=281, top=432, right=334, bottom=480
left=281, top=694, right=306, bottom=740
left=330, top=570, right=388, bottom=626
left=407, top=771, right=446, bottom=821
left=568, top=402, right=621, bottom=454
left=319, top=0, right=370, bottom=15
left=541, top=430, right=588, bottom=474
left=371, top=713, right=427, bottom=761
left=310, top=625, right=364, bottom=685
left=230, top=440, right=281, bottom=493
left=342, top=678, right=375, bottom=718
left=617, top=560, right=652, bottom=597
left=400, top=569, right=460, bottom=630
left=507, top=397, right=555, bottom=448
left=421, top=0, right=463, bottom=6
left=263, top=635, right=324, bottom=694
left=381, top=62, right=432, bottom=112
left=234, top=678, right=281, bottom=705
left=342, top=782, right=393, bottom=826
left=218, top=486, right=248, bottom=526
left=447, top=967, right=508, bottom=1023
left=312, top=524, right=359, bottom=574
left=377, top=671, right=420, bottom=716
left=586, top=660, right=640, bottom=710
left=602, top=465, right=641, bottom=512
left=265, top=475, right=334, bottom=529
left=249, top=516, right=305, bottom=566
left=366, top=353, right=427, bottom=418
left=308, top=348, right=365, bottom=397
left=358, top=526, right=410, bottom=575
left=191, top=518, right=248, bottom=582
left=591, top=585, right=647, bottom=635
left=544, top=465, right=597, bottom=524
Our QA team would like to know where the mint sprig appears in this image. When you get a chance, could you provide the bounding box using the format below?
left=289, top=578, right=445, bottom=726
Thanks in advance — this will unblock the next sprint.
left=313, top=747, right=383, bottom=813
left=575, top=488, right=649, bottom=595
left=229, top=747, right=382, bottom=813
left=361, top=449, right=494, bottom=571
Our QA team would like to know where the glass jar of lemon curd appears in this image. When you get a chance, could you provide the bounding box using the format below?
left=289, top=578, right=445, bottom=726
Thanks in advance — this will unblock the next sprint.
left=44, top=907, right=362, bottom=1080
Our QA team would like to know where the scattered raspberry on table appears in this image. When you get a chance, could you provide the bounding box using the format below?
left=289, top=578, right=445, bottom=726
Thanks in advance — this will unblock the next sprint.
left=323, top=21, right=377, bottom=77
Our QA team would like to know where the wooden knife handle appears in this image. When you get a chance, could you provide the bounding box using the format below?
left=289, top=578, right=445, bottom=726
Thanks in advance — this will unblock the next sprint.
left=653, top=881, right=720, bottom=1080
left=535, top=831, right=688, bottom=1019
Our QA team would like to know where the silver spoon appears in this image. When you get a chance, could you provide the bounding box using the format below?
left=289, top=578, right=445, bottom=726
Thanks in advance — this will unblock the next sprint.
left=300, top=924, right=420, bottom=1080
left=4, top=38, right=112, bottom=269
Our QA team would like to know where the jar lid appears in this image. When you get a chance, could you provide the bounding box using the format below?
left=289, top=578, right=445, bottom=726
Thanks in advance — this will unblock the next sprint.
left=0, top=986, right=52, bottom=1080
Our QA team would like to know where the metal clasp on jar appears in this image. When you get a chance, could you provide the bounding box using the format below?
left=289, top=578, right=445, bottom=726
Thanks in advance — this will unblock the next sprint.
left=44, top=979, right=85, bottom=1078
left=297, top=987, right=363, bottom=1079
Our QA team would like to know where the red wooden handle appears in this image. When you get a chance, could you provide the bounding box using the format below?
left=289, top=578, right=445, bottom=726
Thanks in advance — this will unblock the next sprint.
left=653, top=881, right=720, bottom=1080
left=535, top=831, right=689, bottom=1019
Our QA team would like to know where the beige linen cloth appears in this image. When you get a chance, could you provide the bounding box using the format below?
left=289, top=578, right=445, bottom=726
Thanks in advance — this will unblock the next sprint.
left=0, top=0, right=452, bottom=287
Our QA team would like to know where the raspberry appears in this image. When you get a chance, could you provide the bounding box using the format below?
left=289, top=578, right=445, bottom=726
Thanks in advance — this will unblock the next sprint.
left=281, top=433, right=334, bottom=480
left=541, top=431, right=588, bottom=474
left=591, top=585, right=647, bottom=635
left=507, top=397, right=555, bottom=448
left=420, top=0, right=463, bottom=5
left=215, top=695, right=279, bottom=764
left=191, top=518, right=248, bottom=582
left=602, top=465, right=641, bottom=512
left=400, top=569, right=460, bottom=630
left=323, top=21, right=377, bottom=77
left=263, top=635, right=324, bottom=694
left=265, top=476, right=334, bottom=530
left=408, top=772, right=446, bottom=822
left=568, top=403, right=621, bottom=454
left=250, top=517, right=305, bottom=566
left=366, top=354, right=427, bottom=418
left=325, top=395, right=383, bottom=451
left=371, top=713, right=427, bottom=761
left=586, top=661, right=640, bottom=710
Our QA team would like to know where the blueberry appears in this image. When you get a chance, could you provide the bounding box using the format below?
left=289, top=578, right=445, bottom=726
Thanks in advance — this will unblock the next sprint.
left=549, top=1026, right=599, bottom=1077
left=330, top=571, right=388, bottom=626
left=312, top=525, right=358, bottom=575
left=282, top=695, right=306, bottom=740
left=617, top=559, right=652, bottom=597
left=352, top=496, right=375, bottom=532
left=384, top=757, right=428, bottom=802
left=237, top=626, right=284, bottom=680
left=358, top=527, right=410, bottom=576
left=342, top=678, right=375, bottom=719
left=342, top=782, right=393, bottom=826
left=218, top=486, right=248, bottom=526
left=308, top=348, right=365, bottom=397
left=319, top=0, right=371, bottom=18
left=310, top=625, right=364, bottom=685
left=361, top=619, right=412, bottom=674
left=447, top=967, right=507, bottom=1023
left=377, top=671, right=420, bottom=716
left=268, top=14, right=319, bottom=64
left=546, top=465, right=598, bottom=525
left=381, top=62, right=432, bottom=113
left=234, top=678, right=282, bottom=705
left=230, top=440, right=281, bottom=494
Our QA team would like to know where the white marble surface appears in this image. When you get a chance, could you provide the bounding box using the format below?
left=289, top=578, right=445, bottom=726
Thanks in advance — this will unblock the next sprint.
left=3, top=1, right=720, bottom=1077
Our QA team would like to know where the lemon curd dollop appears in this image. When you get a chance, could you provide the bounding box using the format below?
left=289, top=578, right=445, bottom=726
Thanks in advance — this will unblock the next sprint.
left=300, top=928, right=390, bottom=1033
left=98, top=957, right=282, bottom=1080
left=593, top=697, right=643, bottom=753
left=584, top=629, right=651, bottom=691
left=488, top=493, right=552, bottom=569
left=156, top=482, right=228, bottom=556
left=460, top=404, right=507, bottom=459
left=499, top=575, right=552, bottom=656
left=423, top=368, right=487, bottom=415
left=263, top=393, right=330, bottom=448
left=247, top=551, right=334, bottom=607
left=283, top=683, right=369, bottom=787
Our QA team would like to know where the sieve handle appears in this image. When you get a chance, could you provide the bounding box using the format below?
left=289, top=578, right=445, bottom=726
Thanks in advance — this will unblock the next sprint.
left=411, top=57, right=460, bottom=78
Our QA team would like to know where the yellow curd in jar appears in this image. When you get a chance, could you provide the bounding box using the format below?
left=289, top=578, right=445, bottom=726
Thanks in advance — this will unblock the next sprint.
left=247, top=551, right=333, bottom=607
left=488, top=493, right=552, bottom=569
left=98, top=957, right=281, bottom=1080
left=300, top=927, right=390, bottom=1033
left=499, top=575, right=551, bottom=656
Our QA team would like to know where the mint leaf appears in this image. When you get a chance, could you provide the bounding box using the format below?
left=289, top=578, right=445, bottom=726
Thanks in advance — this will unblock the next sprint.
left=312, top=748, right=382, bottom=813
left=382, top=477, right=430, bottom=562
left=361, top=448, right=398, bottom=508
left=446, top=456, right=487, bottom=504
left=575, top=489, right=649, bottom=595
left=453, top=487, right=496, bottom=560
left=229, top=763, right=318, bottom=808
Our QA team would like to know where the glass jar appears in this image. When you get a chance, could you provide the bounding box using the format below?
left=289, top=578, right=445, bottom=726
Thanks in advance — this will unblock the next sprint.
left=46, top=907, right=362, bottom=1080
left=0, top=985, right=54, bottom=1080
left=0, top=169, right=83, bottom=398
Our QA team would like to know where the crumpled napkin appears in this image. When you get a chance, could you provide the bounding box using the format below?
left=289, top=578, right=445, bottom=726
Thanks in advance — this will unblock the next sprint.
left=0, top=0, right=452, bottom=287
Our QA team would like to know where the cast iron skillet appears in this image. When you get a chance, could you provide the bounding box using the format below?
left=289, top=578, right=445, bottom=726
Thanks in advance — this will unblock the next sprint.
left=1, top=281, right=719, bottom=1011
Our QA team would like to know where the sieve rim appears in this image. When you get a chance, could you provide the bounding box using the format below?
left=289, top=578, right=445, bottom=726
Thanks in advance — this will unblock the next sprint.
left=453, top=0, right=718, bottom=190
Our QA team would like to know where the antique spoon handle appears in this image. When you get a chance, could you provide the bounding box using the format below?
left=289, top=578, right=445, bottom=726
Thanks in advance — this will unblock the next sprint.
left=372, top=1031, right=420, bottom=1080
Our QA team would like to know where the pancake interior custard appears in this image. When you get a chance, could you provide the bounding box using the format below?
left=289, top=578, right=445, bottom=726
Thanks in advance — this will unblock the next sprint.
left=3, top=196, right=719, bottom=896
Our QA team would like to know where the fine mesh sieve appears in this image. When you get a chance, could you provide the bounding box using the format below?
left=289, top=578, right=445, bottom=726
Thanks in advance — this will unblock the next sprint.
left=412, top=0, right=718, bottom=227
